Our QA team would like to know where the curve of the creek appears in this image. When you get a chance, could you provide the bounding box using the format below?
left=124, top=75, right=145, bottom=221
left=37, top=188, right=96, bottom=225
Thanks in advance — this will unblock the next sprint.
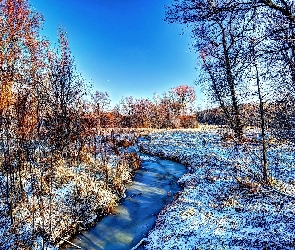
left=64, top=154, right=187, bottom=250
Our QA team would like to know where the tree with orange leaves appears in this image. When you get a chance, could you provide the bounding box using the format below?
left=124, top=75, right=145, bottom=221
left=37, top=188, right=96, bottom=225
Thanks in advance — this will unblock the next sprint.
left=0, top=0, right=48, bottom=228
left=170, top=85, right=196, bottom=116
left=0, top=0, right=46, bottom=116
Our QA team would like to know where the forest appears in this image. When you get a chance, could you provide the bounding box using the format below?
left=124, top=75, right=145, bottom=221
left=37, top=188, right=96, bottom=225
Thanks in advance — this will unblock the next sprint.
left=1, top=0, right=295, bottom=249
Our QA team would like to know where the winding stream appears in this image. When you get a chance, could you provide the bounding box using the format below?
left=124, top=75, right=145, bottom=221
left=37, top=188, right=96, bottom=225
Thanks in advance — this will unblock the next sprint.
left=64, top=155, right=187, bottom=250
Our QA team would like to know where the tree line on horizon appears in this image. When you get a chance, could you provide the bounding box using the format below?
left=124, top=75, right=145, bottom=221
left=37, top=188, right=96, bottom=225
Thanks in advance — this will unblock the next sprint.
left=91, top=85, right=197, bottom=129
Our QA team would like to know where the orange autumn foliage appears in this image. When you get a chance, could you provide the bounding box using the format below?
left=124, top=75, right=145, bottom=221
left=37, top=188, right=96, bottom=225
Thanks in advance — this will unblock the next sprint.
left=0, top=0, right=46, bottom=116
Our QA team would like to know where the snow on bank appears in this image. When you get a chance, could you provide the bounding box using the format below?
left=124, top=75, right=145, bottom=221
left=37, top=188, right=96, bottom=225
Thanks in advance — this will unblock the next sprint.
left=139, top=129, right=295, bottom=249
left=0, top=132, right=140, bottom=250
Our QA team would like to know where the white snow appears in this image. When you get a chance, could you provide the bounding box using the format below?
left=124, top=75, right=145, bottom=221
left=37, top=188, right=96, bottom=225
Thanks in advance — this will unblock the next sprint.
left=139, top=128, right=295, bottom=249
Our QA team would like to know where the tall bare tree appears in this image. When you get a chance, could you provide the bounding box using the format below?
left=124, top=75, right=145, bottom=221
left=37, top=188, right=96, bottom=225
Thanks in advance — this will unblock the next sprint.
left=165, top=0, right=255, bottom=140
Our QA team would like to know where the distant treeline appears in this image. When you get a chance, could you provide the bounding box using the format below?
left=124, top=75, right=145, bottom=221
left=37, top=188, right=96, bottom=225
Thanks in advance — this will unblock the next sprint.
left=89, top=85, right=197, bottom=130
left=197, top=102, right=295, bottom=141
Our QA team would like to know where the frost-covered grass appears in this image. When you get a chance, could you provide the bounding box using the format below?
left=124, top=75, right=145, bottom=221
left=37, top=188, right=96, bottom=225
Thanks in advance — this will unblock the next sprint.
left=3, top=127, right=294, bottom=249
left=139, top=128, right=295, bottom=249
left=0, top=132, right=140, bottom=249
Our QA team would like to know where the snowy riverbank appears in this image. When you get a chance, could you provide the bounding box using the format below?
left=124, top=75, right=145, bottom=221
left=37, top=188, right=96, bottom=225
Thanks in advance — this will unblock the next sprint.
left=138, top=128, right=295, bottom=249
left=66, top=155, right=187, bottom=250
left=0, top=132, right=140, bottom=249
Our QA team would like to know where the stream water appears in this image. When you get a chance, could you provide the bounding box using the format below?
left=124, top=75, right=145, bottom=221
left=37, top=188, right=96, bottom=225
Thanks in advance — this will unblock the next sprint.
left=64, top=155, right=187, bottom=250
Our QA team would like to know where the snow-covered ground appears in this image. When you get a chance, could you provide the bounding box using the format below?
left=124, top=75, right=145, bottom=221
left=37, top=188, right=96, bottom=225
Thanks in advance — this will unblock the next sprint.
left=138, top=128, right=295, bottom=249
left=0, top=132, right=140, bottom=249
left=2, top=127, right=295, bottom=249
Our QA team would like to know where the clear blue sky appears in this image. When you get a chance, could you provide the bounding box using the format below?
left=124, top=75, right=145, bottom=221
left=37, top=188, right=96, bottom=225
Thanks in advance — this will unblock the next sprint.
left=30, top=0, right=204, bottom=107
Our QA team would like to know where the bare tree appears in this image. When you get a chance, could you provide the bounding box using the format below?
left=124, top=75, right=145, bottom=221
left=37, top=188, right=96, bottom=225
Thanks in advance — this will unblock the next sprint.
left=165, top=0, right=255, bottom=139
left=92, top=91, right=110, bottom=128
